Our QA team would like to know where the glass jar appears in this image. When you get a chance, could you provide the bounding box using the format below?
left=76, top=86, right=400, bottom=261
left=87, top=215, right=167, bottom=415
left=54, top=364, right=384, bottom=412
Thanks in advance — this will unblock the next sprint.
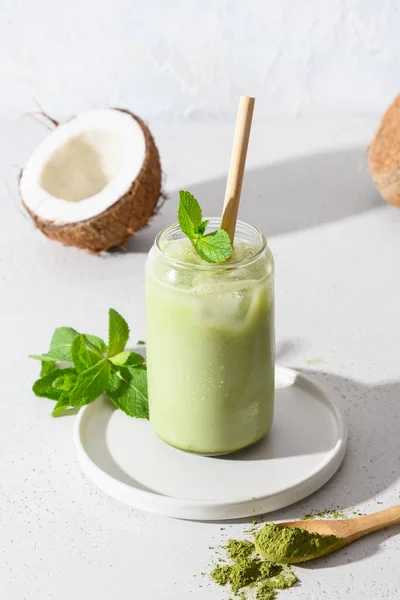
left=145, top=219, right=275, bottom=455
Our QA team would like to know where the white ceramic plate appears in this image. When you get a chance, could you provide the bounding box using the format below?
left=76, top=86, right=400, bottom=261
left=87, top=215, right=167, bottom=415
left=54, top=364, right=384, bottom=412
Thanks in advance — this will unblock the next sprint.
left=74, top=362, right=347, bottom=520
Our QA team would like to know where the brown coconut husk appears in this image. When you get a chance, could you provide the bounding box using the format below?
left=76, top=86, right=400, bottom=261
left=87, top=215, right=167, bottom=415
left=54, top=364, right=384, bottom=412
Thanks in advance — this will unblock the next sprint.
left=23, top=109, right=162, bottom=253
left=369, top=94, right=400, bottom=208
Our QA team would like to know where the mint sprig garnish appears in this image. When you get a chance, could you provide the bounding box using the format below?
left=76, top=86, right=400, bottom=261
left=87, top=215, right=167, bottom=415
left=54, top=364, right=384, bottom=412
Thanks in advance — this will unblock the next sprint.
left=33, top=367, right=78, bottom=401
left=178, top=190, right=233, bottom=263
left=71, top=334, right=93, bottom=372
left=108, top=308, right=130, bottom=357
left=69, top=359, right=111, bottom=407
left=30, top=309, right=149, bottom=419
left=106, top=365, right=149, bottom=419
left=30, top=327, right=79, bottom=362
left=195, top=229, right=233, bottom=263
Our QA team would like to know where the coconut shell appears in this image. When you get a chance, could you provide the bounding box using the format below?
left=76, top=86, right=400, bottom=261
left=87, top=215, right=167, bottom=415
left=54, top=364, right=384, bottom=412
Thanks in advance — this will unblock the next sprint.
left=23, top=109, right=162, bottom=253
left=369, top=94, right=400, bottom=208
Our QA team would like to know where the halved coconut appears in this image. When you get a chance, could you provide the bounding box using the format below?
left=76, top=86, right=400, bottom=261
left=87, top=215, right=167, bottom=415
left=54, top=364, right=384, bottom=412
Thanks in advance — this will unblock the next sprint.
left=20, top=108, right=162, bottom=252
left=369, top=94, right=400, bottom=208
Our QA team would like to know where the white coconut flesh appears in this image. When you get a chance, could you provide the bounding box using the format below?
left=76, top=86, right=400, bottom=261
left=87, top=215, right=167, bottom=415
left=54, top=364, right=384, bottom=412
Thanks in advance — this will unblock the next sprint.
left=20, top=109, right=146, bottom=224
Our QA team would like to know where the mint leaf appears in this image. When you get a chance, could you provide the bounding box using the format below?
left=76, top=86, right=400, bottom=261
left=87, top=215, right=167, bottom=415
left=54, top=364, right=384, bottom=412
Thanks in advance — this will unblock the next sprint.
left=49, top=327, right=79, bottom=361
left=194, top=229, right=233, bottom=263
left=109, top=351, right=144, bottom=367
left=52, top=394, right=71, bottom=417
left=30, top=354, right=56, bottom=362
left=33, top=367, right=77, bottom=401
left=194, top=220, right=209, bottom=237
left=52, top=372, right=77, bottom=392
left=108, top=309, right=129, bottom=357
left=83, top=334, right=106, bottom=360
left=71, top=334, right=93, bottom=372
left=69, top=359, right=110, bottom=407
left=40, top=360, right=56, bottom=376
left=178, top=190, right=203, bottom=239
left=106, top=366, right=149, bottom=418
left=177, top=190, right=233, bottom=263
left=31, top=329, right=105, bottom=369
left=30, top=327, right=79, bottom=362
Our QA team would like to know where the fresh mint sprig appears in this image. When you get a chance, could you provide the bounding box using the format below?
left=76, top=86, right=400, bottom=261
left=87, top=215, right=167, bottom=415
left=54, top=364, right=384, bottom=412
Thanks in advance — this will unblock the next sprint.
left=30, top=309, right=148, bottom=419
left=178, top=190, right=233, bottom=263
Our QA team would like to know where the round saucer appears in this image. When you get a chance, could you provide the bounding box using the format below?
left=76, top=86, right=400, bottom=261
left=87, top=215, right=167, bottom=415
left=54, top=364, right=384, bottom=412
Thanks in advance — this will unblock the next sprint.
left=74, top=363, right=347, bottom=520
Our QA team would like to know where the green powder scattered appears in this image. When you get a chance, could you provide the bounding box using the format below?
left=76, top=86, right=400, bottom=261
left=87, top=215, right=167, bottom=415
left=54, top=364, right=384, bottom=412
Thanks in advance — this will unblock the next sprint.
left=255, top=523, right=344, bottom=564
left=305, top=357, right=325, bottom=365
left=255, top=567, right=298, bottom=599
left=259, top=562, right=282, bottom=579
left=229, top=557, right=263, bottom=593
left=320, top=510, right=344, bottom=519
left=212, top=564, right=232, bottom=586
left=302, top=506, right=364, bottom=520
left=226, top=540, right=255, bottom=561
left=210, top=537, right=297, bottom=598
left=211, top=556, right=262, bottom=593
left=268, top=568, right=298, bottom=589
left=256, top=584, right=276, bottom=600
left=303, top=509, right=346, bottom=519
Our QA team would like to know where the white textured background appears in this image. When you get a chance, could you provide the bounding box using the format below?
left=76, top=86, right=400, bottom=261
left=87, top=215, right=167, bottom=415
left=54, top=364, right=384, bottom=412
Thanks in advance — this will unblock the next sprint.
left=1, top=0, right=399, bottom=121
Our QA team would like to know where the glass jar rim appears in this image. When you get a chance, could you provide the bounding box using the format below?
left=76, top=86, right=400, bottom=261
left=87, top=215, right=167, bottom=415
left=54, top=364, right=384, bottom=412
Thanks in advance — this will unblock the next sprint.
left=155, top=219, right=267, bottom=270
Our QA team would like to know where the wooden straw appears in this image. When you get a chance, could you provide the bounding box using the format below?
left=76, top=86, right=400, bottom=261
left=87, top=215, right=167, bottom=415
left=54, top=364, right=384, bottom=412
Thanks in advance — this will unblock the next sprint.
left=221, top=96, right=255, bottom=243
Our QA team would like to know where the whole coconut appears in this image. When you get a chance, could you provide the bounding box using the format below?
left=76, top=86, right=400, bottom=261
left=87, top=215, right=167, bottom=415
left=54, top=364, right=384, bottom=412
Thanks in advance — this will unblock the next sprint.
left=369, top=94, right=400, bottom=208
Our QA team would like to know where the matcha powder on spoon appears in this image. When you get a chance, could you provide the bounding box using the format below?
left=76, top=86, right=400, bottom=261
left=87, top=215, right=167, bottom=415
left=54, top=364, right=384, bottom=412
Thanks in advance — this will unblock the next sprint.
left=255, top=523, right=344, bottom=564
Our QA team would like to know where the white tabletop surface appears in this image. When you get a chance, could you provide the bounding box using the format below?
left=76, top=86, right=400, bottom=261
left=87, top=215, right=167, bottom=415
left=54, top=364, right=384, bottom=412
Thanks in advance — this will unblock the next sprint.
left=1, top=115, right=400, bottom=599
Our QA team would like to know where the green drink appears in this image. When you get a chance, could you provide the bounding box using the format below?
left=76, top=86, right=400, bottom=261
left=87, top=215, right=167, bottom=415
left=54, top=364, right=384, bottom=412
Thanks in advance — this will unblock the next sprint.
left=145, top=219, right=275, bottom=455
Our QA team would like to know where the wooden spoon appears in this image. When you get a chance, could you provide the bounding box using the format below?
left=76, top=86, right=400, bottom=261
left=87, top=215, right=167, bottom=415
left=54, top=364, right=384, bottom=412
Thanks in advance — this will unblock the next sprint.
left=276, top=505, right=400, bottom=563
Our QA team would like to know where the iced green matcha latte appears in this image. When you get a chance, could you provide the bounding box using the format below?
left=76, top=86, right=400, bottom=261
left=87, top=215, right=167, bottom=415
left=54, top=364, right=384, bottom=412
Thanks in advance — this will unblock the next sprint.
left=145, top=218, right=274, bottom=455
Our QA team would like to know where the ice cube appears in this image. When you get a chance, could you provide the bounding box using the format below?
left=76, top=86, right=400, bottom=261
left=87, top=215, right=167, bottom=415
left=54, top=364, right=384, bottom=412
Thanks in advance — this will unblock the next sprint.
left=192, top=280, right=253, bottom=322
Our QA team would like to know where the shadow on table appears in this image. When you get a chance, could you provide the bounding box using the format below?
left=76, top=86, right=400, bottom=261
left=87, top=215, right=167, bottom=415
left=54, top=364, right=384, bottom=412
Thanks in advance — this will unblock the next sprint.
left=214, top=369, right=400, bottom=508
left=294, top=369, right=400, bottom=512
left=288, top=369, right=400, bottom=567
left=126, top=147, right=382, bottom=253
left=205, top=369, right=400, bottom=564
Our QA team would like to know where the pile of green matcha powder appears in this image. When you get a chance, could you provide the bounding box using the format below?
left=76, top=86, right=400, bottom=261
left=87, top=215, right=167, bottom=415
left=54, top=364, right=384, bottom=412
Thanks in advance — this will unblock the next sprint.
left=210, top=523, right=342, bottom=599
left=211, top=538, right=298, bottom=600
left=255, top=523, right=342, bottom=564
